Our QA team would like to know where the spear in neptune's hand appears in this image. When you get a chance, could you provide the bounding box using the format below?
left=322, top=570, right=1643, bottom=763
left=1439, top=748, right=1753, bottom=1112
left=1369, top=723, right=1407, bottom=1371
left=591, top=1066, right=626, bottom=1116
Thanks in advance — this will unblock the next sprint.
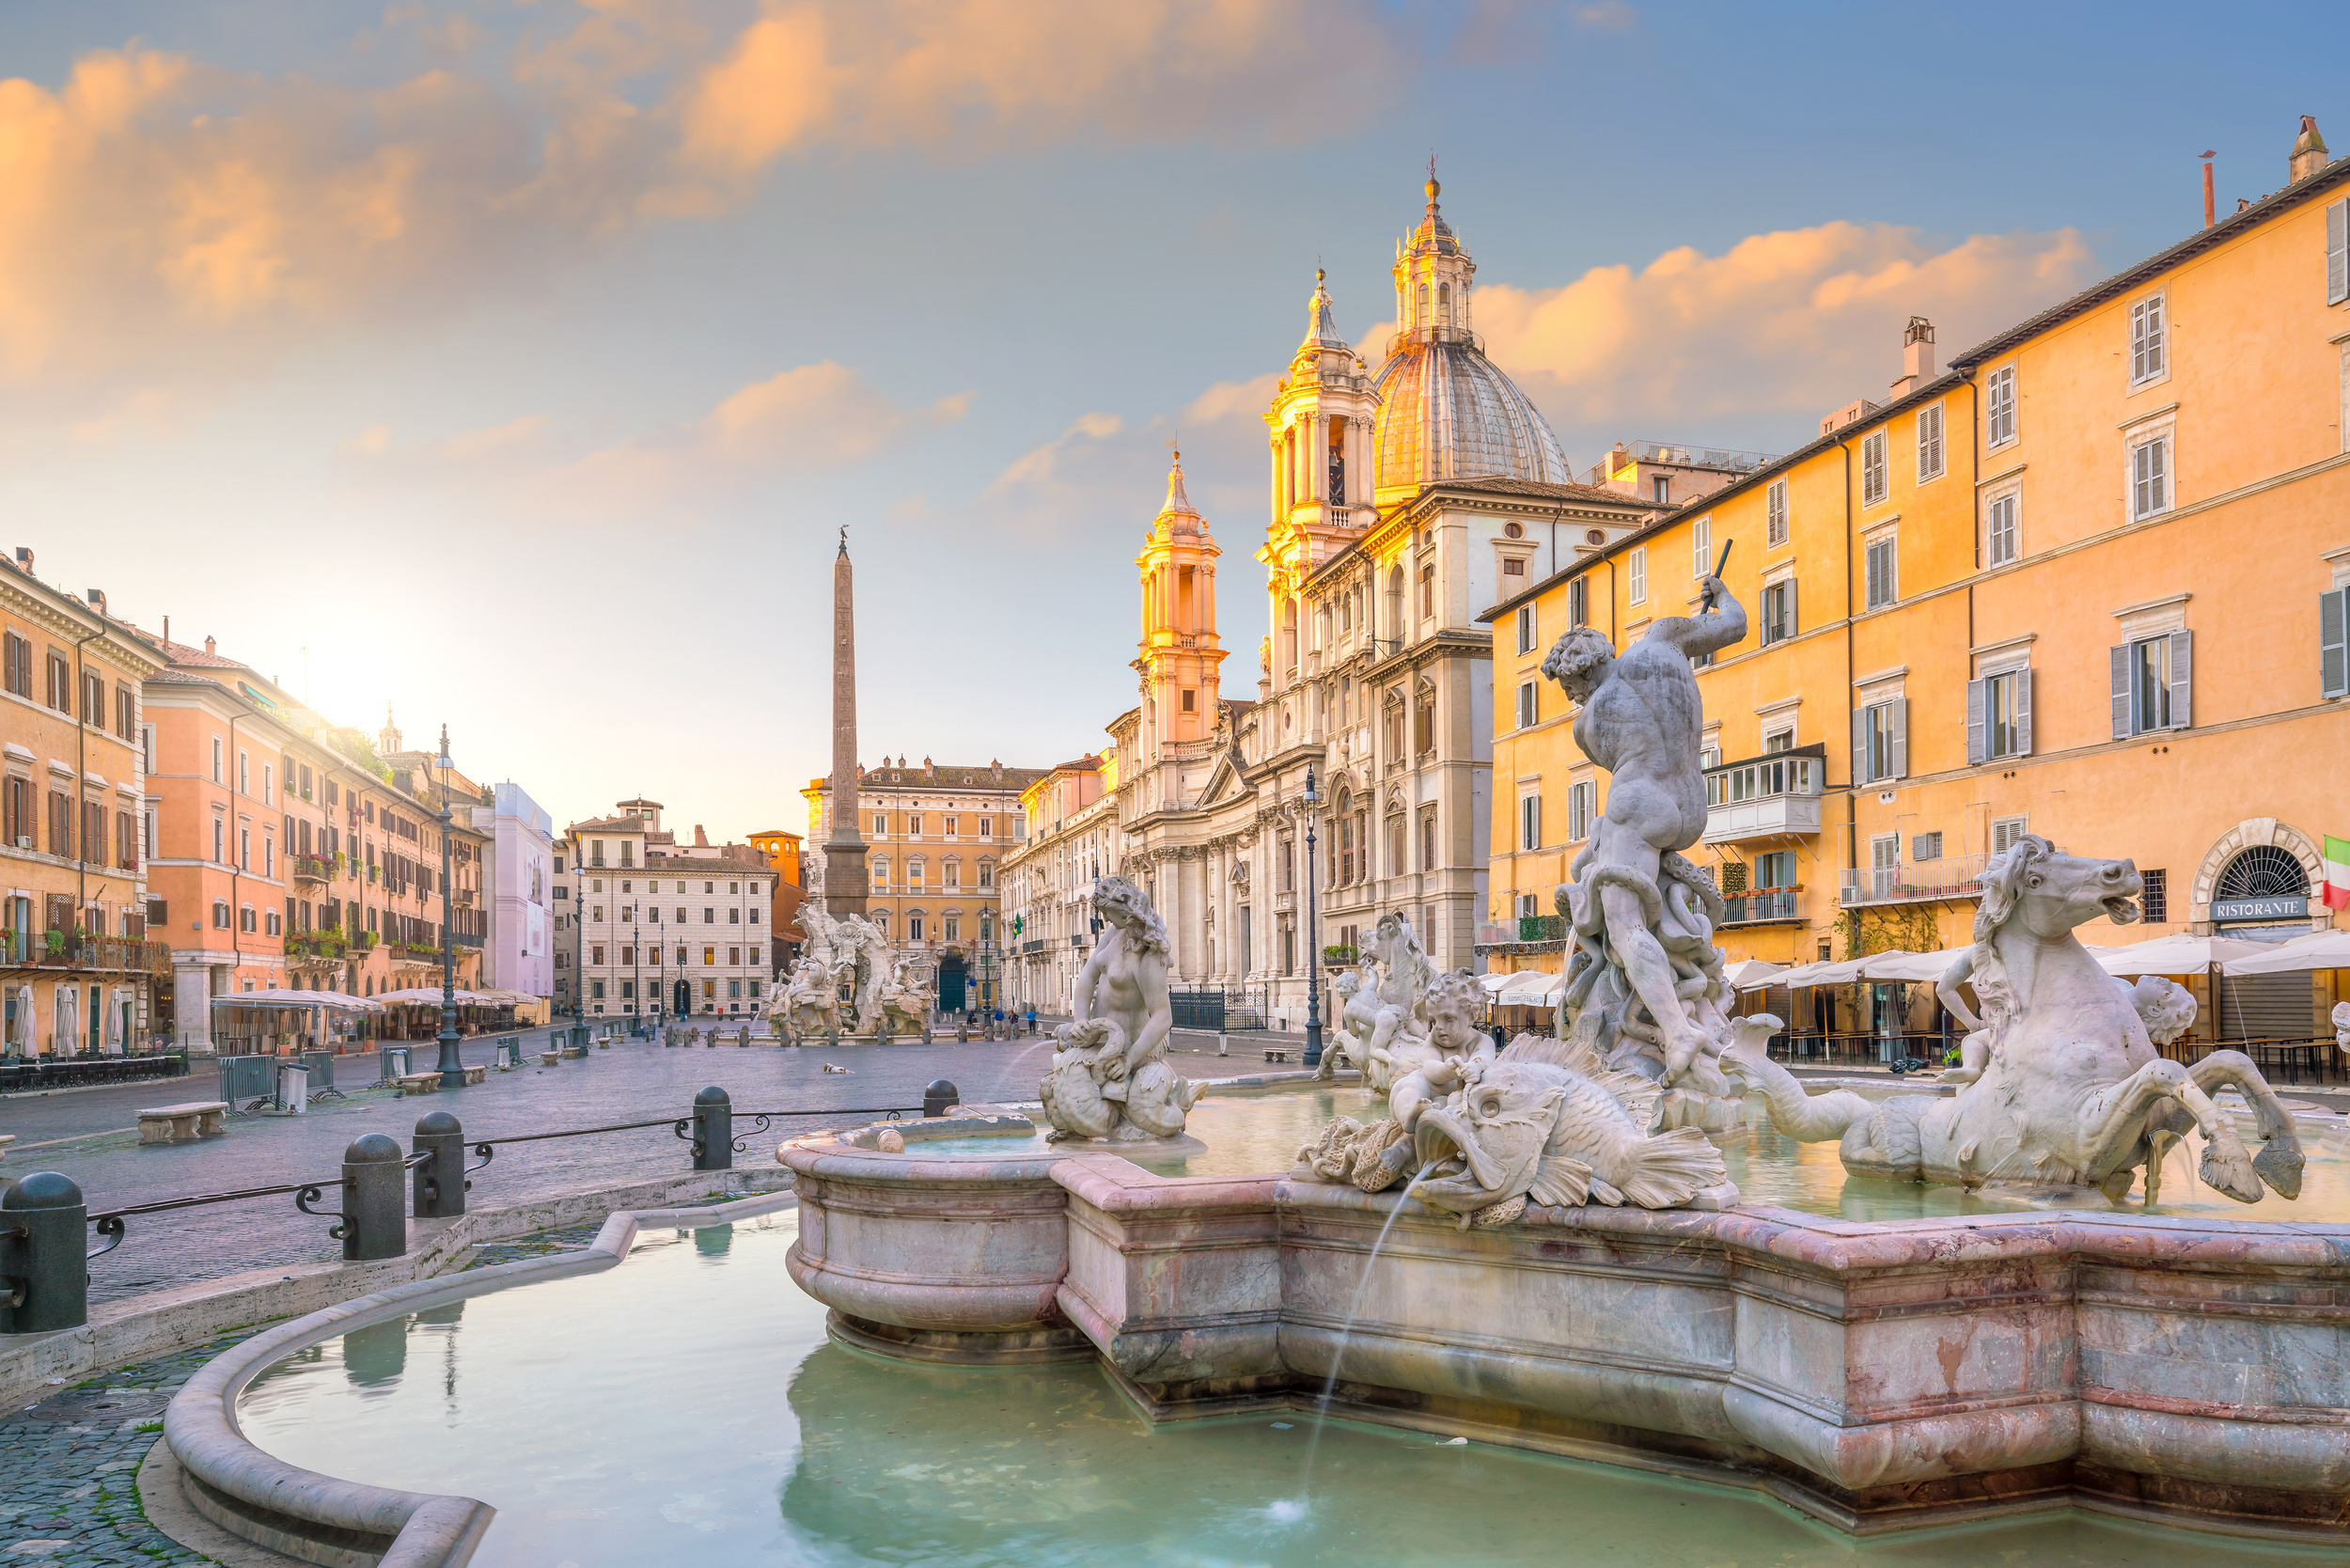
left=1701, top=539, right=1732, bottom=611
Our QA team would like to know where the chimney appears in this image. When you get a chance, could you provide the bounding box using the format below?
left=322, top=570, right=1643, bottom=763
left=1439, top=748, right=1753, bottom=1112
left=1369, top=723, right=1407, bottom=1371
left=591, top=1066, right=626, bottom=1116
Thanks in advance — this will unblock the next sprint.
left=2290, top=115, right=2328, bottom=183
left=12, top=548, right=29, bottom=575
left=1888, top=317, right=1936, bottom=398
left=86, top=588, right=106, bottom=616
left=2201, top=150, right=2217, bottom=227
left=694, top=823, right=710, bottom=847
left=205, top=635, right=216, bottom=655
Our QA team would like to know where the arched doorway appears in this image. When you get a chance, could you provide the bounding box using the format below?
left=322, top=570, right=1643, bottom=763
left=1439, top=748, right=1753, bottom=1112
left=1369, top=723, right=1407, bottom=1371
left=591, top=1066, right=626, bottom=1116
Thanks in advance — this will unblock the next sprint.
left=673, top=979, right=690, bottom=1016
left=937, top=950, right=967, bottom=1012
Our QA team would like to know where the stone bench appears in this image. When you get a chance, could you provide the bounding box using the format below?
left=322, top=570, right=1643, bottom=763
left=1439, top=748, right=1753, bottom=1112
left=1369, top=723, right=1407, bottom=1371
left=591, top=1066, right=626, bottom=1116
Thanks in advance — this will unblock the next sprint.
left=138, top=1102, right=229, bottom=1144
left=462, top=1065, right=486, bottom=1086
left=396, top=1073, right=441, bottom=1096
left=1262, top=1049, right=1291, bottom=1064
left=540, top=1050, right=561, bottom=1066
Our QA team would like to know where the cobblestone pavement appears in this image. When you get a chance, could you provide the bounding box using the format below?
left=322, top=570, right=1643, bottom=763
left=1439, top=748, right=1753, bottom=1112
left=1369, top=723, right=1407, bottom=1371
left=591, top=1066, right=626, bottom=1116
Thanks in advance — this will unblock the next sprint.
left=0, top=1331, right=249, bottom=1565
left=2, top=1027, right=1305, bottom=1303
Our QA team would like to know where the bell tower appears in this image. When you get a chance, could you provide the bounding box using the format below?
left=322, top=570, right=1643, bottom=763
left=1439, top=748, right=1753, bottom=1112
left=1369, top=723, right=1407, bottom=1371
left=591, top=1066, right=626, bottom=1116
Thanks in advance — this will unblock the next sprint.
left=1393, top=164, right=1477, bottom=350
left=1133, top=447, right=1225, bottom=758
left=1264, top=270, right=1379, bottom=537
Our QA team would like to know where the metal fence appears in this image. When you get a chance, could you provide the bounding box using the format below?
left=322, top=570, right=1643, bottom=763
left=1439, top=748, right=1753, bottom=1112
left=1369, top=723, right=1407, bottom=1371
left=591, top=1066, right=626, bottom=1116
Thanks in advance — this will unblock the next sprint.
left=0, top=1054, right=186, bottom=1093
left=0, top=1078, right=965, bottom=1336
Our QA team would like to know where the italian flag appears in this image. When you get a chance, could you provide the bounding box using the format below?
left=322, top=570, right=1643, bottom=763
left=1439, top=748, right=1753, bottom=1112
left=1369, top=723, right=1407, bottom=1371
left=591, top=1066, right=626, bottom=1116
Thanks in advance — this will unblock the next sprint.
left=2327, top=837, right=2350, bottom=912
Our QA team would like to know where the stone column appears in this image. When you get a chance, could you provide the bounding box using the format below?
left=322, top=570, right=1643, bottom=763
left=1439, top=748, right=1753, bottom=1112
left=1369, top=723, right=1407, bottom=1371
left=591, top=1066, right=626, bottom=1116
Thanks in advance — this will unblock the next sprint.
left=823, top=536, right=870, bottom=917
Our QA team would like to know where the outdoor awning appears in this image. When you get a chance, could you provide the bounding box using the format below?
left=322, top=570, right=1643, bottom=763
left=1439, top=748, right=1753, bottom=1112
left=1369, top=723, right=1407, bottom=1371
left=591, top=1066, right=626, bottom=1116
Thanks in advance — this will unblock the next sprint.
left=2218, top=928, right=2350, bottom=976
left=1477, top=972, right=1515, bottom=995
left=2085, top=933, right=2269, bottom=977
left=1769, top=955, right=1877, bottom=988
left=1721, top=958, right=1789, bottom=991
left=1856, top=947, right=1976, bottom=983
left=1495, top=971, right=1564, bottom=1007
left=212, top=989, right=383, bottom=1011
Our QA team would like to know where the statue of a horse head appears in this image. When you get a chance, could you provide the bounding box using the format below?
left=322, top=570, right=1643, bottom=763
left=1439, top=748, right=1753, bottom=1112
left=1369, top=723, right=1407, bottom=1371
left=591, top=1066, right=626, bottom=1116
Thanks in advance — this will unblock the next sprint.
left=1975, top=834, right=2141, bottom=942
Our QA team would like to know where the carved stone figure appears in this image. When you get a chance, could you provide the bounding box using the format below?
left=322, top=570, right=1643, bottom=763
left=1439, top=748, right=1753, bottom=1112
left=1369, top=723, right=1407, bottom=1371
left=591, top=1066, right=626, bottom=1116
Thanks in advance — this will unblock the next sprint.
left=1541, top=577, right=1746, bottom=1131
left=2331, top=1000, right=2349, bottom=1056
left=786, top=908, right=892, bottom=1036
left=1037, top=877, right=1202, bottom=1143
left=1727, top=835, right=2306, bottom=1204
left=875, top=957, right=934, bottom=1039
left=1338, top=912, right=1432, bottom=1087
left=1322, top=968, right=1371, bottom=1080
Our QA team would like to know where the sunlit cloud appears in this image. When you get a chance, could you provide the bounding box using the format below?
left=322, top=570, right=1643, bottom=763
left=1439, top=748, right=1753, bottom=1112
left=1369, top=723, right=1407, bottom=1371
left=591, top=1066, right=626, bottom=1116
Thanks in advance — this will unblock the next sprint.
left=337, top=362, right=971, bottom=521
left=1470, top=221, right=2096, bottom=459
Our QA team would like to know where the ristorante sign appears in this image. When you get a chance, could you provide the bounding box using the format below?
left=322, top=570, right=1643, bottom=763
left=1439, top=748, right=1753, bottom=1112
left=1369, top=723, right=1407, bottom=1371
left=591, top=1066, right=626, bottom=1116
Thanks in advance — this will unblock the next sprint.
left=2212, top=895, right=2309, bottom=922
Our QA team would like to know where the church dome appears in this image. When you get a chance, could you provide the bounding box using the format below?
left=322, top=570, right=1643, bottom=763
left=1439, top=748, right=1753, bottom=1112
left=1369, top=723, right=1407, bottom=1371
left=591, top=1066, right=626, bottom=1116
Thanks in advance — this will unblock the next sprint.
left=1369, top=173, right=1573, bottom=493
left=1370, top=338, right=1572, bottom=490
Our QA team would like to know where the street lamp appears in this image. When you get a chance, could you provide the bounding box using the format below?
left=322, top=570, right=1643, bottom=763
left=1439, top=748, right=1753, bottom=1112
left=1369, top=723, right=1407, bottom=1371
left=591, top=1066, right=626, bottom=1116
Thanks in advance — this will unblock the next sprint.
left=432, top=726, right=463, bottom=1090
left=1302, top=763, right=1324, bottom=1069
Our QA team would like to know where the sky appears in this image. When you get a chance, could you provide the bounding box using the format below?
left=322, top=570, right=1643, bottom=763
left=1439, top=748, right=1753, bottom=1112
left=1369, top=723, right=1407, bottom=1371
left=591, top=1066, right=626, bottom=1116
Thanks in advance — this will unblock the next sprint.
left=3, top=0, right=2344, bottom=844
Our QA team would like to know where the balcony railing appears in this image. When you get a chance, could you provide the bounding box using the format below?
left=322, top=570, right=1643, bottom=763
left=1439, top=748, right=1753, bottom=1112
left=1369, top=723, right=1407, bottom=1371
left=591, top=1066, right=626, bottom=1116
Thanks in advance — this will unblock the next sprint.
left=284, top=933, right=348, bottom=961
left=6, top=933, right=168, bottom=975
left=1719, top=887, right=1804, bottom=926
left=291, top=855, right=333, bottom=884
left=1702, top=748, right=1825, bottom=846
left=1840, top=854, right=1990, bottom=908
left=1478, top=915, right=1567, bottom=950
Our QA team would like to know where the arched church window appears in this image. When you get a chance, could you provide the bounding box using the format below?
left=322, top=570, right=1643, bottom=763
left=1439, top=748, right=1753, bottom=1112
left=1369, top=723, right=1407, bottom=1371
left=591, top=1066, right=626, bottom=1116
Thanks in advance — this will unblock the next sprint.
left=1334, top=790, right=1355, bottom=884
left=1437, top=281, right=1450, bottom=325
left=1327, top=416, right=1347, bottom=507
left=1386, top=566, right=1404, bottom=636
left=1417, top=283, right=1428, bottom=329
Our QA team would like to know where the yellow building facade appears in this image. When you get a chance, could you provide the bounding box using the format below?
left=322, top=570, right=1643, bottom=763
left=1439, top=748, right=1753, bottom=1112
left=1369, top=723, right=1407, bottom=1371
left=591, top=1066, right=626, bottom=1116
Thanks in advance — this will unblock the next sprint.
left=1487, top=126, right=2350, bottom=1044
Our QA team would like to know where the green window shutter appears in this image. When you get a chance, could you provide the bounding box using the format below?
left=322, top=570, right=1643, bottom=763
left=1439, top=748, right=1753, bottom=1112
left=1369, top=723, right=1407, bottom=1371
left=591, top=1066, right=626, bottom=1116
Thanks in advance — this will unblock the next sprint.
left=2322, top=588, right=2349, bottom=699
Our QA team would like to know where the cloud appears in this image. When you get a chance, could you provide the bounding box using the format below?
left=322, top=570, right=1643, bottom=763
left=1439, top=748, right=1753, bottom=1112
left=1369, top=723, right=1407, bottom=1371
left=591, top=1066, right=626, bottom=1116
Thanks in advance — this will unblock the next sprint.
left=0, top=2, right=1407, bottom=414
left=338, top=361, right=969, bottom=521
left=1573, top=2, right=1639, bottom=32
left=1471, top=221, right=2096, bottom=456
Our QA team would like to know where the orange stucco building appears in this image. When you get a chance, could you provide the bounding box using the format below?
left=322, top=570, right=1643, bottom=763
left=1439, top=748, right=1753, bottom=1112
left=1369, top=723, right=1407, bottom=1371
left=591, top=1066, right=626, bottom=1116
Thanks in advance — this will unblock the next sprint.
left=1485, top=119, right=2350, bottom=1045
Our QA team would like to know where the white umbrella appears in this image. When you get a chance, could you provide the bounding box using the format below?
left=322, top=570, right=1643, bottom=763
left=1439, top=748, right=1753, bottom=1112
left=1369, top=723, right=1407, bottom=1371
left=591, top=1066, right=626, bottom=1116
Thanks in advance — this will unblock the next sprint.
left=1857, top=946, right=1977, bottom=982
left=2219, top=928, right=2350, bottom=976
left=53, top=985, right=77, bottom=1055
left=1771, top=955, right=1877, bottom=988
left=104, top=987, right=128, bottom=1053
left=1496, top=971, right=1564, bottom=1007
left=1721, top=958, right=1789, bottom=991
left=1477, top=971, right=1515, bottom=996
left=211, top=988, right=382, bottom=1010
left=2086, top=933, right=2267, bottom=977
left=9, top=985, right=31, bottom=1056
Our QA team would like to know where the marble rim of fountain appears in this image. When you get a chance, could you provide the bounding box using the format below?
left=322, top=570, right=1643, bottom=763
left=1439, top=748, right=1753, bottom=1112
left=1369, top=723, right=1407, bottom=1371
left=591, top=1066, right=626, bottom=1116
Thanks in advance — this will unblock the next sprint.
left=162, top=1191, right=800, bottom=1568
left=777, top=1124, right=2350, bottom=1541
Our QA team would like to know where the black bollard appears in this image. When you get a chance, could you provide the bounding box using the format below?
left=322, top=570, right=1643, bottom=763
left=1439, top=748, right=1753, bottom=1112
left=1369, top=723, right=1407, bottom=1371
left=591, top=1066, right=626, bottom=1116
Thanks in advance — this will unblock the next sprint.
left=341, top=1135, right=407, bottom=1262
left=0, top=1172, right=88, bottom=1333
left=693, top=1086, right=733, bottom=1171
left=412, top=1110, right=467, bottom=1219
left=922, top=1079, right=959, bottom=1119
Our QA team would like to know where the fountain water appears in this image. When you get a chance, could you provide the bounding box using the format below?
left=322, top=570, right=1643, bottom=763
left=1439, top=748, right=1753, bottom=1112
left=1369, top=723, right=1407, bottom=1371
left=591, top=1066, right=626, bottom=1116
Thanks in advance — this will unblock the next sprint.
left=1295, top=1160, right=1436, bottom=1498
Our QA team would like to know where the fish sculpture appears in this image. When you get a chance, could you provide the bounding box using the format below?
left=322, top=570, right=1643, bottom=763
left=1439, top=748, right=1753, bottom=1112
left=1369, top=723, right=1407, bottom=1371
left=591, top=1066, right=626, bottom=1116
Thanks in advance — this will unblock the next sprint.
left=1409, top=1029, right=1735, bottom=1227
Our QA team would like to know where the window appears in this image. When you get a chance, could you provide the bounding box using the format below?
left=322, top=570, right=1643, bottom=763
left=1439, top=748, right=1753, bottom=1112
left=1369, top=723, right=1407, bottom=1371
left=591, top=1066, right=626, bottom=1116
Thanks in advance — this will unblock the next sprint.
left=978, top=816, right=993, bottom=838
left=1984, top=492, right=2019, bottom=566
left=2130, top=435, right=2170, bottom=520
left=1515, top=680, right=1537, bottom=729
left=1518, top=794, right=1541, bottom=852
left=872, top=812, right=887, bottom=836
left=703, top=945, right=716, bottom=964
left=1567, top=576, right=1588, bottom=628
left=908, top=813, right=924, bottom=836
left=1690, top=514, right=1711, bottom=580
left=2323, top=587, right=2349, bottom=699
left=1914, top=403, right=1945, bottom=482
left=1514, top=604, right=1535, bottom=655
left=1502, top=557, right=1524, bottom=578
left=1566, top=781, right=1595, bottom=842
left=908, top=857, right=925, bottom=889
left=907, top=913, right=925, bottom=941
left=45, top=651, right=70, bottom=712
left=79, top=670, right=103, bottom=729
left=1420, top=811, right=1437, bottom=871
left=1, top=633, right=26, bottom=698
left=239, top=904, right=256, bottom=933
left=703, top=906, right=715, bottom=922
left=871, top=857, right=888, bottom=889
left=1967, top=667, right=2032, bottom=763
left=1756, top=850, right=1796, bottom=887
left=1854, top=699, right=1907, bottom=784
left=2140, top=868, right=2169, bottom=923
left=1992, top=817, right=2029, bottom=855
left=2129, top=294, right=2166, bottom=386
left=1181, top=689, right=1196, bottom=713
left=213, top=901, right=230, bottom=929
left=1986, top=365, right=2017, bottom=447
left=1419, top=564, right=1435, bottom=619
left=2112, top=632, right=2191, bottom=736
left=1860, top=429, right=1888, bottom=507
left=1864, top=536, right=1897, bottom=610
left=1765, top=479, right=1787, bottom=547
left=1760, top=579, right=1795, bottom=646
left=238, top=750, right=249, bottom=797
left=1652, top=476, right=1669, bottom=505
left=1870, top=834, right=1901, bottom=896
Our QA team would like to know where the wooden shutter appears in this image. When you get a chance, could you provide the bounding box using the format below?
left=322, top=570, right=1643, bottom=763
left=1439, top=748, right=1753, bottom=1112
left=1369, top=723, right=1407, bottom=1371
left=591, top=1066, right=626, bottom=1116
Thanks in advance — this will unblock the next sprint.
left=2322, top=588, right=2348, bottom=699
left=2109, top=644, right=2131, bottom=738
left=2166, top=629, right=2192, bottom=729
left=2329, top=198, right=2349, bottom=306
left=1966, top=678, right=1987, bottom=764
left=1889, top=698, right=1908, bottom=779
left=1852, top=706, right=1872, bottom=785
left=2013, top=667, right=2032, bottom=757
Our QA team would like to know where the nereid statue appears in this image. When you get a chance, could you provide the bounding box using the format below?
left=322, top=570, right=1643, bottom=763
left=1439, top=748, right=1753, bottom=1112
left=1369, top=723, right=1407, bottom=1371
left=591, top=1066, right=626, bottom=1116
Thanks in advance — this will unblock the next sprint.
left=1727, top=835, right=2306, bottom=1205
left=1039, top=876, right=1203, bottom=1143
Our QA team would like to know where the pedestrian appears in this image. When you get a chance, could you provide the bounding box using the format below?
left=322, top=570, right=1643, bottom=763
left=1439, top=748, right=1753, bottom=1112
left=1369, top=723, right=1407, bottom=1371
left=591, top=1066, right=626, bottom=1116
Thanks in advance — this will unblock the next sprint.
left=1026, top=1007, right=1037, bottom=1036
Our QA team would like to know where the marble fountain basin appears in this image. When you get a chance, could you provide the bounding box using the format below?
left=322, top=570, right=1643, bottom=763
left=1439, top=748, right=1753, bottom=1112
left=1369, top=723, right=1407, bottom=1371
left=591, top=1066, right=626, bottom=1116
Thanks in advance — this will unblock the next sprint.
left=781, top=1087, right=2350, bottom=1543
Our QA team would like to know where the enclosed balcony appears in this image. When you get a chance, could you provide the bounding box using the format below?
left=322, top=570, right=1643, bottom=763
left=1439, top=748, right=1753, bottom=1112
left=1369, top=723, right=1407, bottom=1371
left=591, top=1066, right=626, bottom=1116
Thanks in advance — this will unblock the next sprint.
left=1702, top=745, right=1824, bottom=845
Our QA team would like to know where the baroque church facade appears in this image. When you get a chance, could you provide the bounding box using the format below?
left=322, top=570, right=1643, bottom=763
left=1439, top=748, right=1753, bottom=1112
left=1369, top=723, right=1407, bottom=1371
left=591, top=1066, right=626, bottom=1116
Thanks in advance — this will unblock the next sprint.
left=1096, top=177, right=1657, bottom=1021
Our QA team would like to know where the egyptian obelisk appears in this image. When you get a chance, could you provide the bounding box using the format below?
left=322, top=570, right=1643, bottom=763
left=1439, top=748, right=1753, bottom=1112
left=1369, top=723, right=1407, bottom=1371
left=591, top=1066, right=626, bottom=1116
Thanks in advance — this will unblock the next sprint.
left=823, top=529, right=870, bottom=917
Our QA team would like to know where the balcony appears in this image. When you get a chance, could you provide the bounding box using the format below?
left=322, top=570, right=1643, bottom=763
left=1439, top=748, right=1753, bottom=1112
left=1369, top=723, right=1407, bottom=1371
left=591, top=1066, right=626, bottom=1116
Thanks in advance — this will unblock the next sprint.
left=1840, top=854, right=1989, bottom=908
left=8, top=933, right=168, bottom=975
left=1475, top=915, right=1568, bottom=955
left=291, top=855, right=333, bottom=885
left=1719, top=887, right=1805, bottom=927
left=1702, top=746, right=1825, bottom=846
left=284, top=932, right=348, bottom=962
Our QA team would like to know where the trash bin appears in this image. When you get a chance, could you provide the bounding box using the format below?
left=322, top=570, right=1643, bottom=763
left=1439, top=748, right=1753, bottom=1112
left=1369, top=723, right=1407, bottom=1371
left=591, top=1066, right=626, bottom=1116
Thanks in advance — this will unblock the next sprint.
left=379, top=1045, right=413, bottom=1084
left=274, top=1060, right=310, bottom=1114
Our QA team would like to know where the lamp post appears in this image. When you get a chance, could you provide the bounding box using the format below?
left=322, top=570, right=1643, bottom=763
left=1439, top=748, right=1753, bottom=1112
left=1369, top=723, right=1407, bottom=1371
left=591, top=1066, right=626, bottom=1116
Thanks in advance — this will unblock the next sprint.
left=1302, top=763, right=1324, bottom=1069
left=571, top=832, right=586, bottom=1021
left=432, top=727, right=463, bottom=1090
